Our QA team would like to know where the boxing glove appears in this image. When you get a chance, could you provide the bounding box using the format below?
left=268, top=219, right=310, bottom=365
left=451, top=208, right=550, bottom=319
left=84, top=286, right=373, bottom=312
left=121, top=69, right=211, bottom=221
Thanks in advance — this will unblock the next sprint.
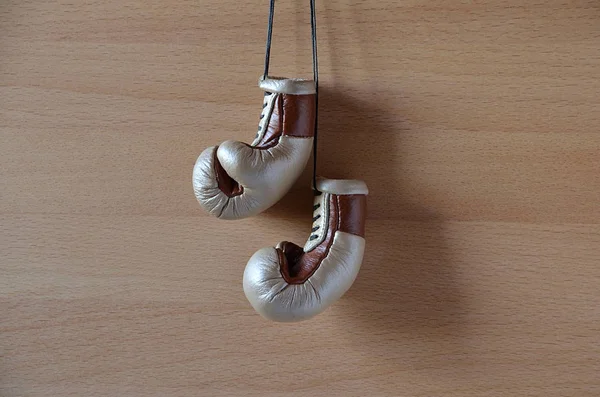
left=243, top=178, right=368, bottom=322
left=192, top=76, right=316, bottom=220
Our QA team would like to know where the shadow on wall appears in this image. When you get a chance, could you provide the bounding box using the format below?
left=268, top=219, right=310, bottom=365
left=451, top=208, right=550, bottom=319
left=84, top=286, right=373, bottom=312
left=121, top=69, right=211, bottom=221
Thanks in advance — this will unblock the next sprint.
left=320, top=86, right=466, bottom=336
left=267, top=86, right=468, bottom=357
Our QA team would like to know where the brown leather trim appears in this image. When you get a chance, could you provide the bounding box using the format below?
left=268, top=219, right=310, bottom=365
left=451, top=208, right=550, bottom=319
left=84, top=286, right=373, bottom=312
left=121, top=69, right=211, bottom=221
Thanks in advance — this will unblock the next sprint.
left=213, top=148, right=243, bottom=197
left=252, top=93, right=315, bottom=152
left=282, top=94, right=316, bottom=138
left=337, top=195, right=367, bottom=237
left=276, top=248, right=287, bottom=275
left=279, top=195, right=339, bottom=284
left=212, top=93, right=316, bottom=200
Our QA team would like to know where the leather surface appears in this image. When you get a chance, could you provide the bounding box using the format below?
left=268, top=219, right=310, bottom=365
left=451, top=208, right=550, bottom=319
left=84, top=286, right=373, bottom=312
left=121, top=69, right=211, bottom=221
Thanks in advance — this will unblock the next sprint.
left=338, top=195, right=367, bottom=237
left=213, top=148, right=243, bottom=197
left=243, top=232, right=365, bottom=322
left=243, top=179, right=368, bottom=322
left=192, top=79, right=316, bottom=219
left=254, top=94, right=316, bottom=146
left=282, top=94, right=316, bottom=138
left=279, top=194, right=366, bottom=284
left=258, top=76, right=316, bottom=95
left=281, top=194, right=339, bottom=283
left=316, top=178, right=369, bottom=195
left=193, top=137, right=313, bottom=219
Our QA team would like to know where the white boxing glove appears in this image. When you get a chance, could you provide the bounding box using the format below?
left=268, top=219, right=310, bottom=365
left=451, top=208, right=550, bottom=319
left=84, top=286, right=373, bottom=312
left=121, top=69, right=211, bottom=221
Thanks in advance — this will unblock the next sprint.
left=193, top=77, right=316, bottom=220
left=243, top=178, right=368, bottom=322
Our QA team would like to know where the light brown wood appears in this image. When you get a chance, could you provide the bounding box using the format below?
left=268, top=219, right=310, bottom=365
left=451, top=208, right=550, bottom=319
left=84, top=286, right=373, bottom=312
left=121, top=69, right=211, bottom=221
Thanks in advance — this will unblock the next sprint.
left=2, top=0, right=600, bottom=395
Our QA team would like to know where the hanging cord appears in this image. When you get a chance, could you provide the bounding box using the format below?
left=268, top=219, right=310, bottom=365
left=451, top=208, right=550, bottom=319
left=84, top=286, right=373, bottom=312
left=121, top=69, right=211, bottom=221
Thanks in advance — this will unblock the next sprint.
left=309, top=0, right=319, bottom=193
left=263, top=0, right=320, bottom=192
left=263, top=0, right=276, bottom=79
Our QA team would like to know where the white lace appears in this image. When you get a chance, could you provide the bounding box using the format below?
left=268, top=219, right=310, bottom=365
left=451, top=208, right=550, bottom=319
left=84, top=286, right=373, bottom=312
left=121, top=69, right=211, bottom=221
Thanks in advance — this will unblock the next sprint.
left=303, top=192, right=329, bottom=252
left=251, top=91, right=278, bottom=146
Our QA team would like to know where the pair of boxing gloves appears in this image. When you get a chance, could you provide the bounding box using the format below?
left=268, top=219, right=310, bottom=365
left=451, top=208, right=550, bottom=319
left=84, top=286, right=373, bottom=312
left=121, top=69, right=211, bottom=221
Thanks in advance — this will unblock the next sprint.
left=192, top=76, right=368, bottom=322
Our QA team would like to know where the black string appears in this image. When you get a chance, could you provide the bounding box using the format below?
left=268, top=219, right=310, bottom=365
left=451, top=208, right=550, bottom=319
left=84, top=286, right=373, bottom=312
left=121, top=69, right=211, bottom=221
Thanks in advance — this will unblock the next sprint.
left=263, top=0, right=320, bottom=192
left=263, top=0, right=275, bottom=79
left=309, top=0, right=319, bottom=193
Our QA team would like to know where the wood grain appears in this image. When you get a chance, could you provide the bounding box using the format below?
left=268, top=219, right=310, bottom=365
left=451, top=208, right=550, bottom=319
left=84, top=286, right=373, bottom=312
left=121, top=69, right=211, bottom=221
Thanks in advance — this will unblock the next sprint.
left=2, top=0, right=600, bottom=396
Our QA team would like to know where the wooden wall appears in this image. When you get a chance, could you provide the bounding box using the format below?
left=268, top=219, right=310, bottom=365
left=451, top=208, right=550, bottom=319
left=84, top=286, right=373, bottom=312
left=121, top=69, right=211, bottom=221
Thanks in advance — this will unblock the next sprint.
left=2, top=1, right=599, bottom=395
